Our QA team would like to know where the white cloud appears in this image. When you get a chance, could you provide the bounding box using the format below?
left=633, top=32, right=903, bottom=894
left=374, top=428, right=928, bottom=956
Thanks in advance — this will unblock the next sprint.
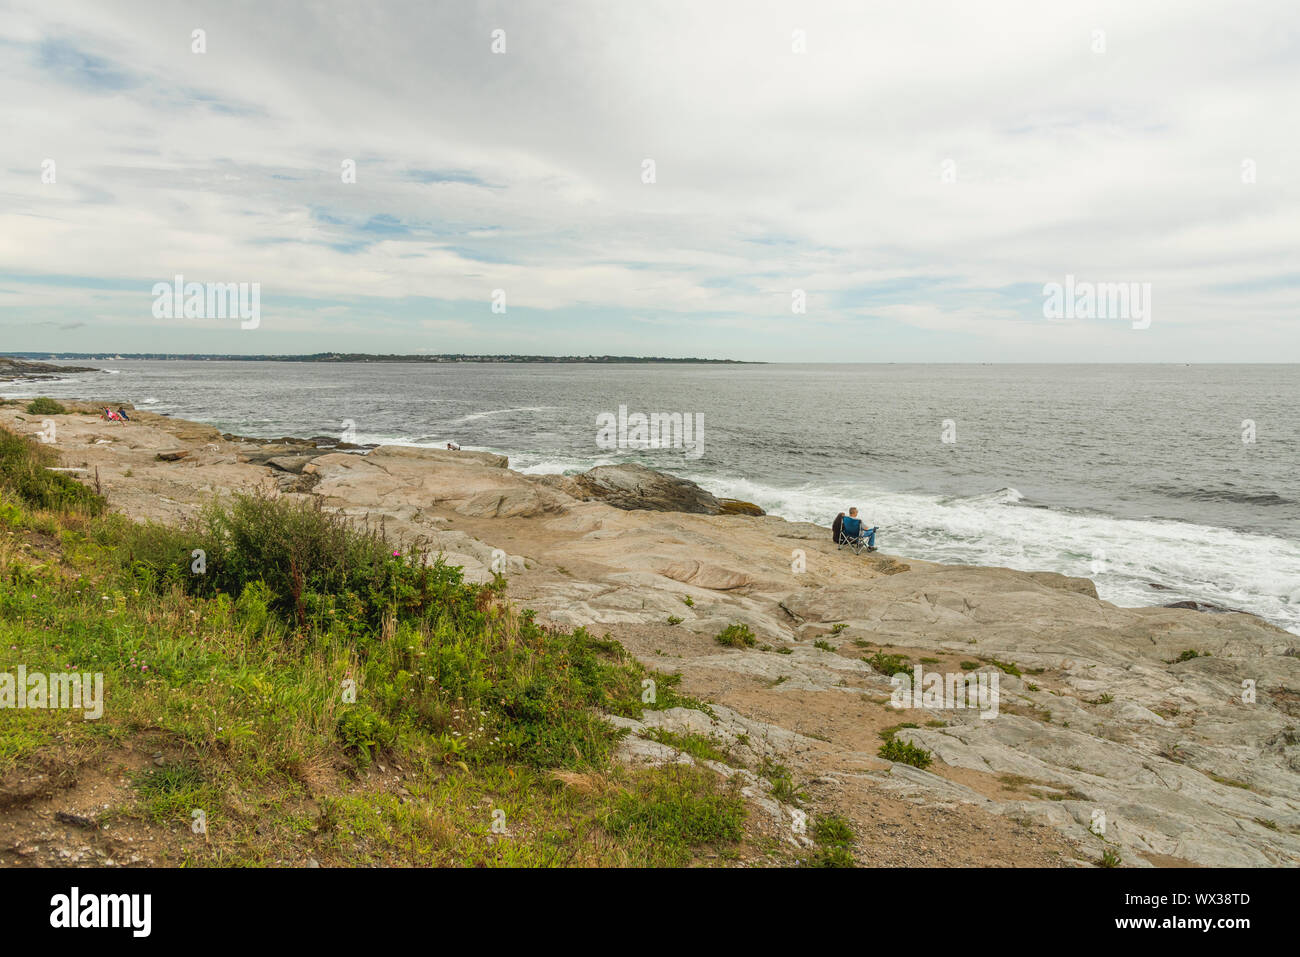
left=0, top=0, right=1296, bottom=359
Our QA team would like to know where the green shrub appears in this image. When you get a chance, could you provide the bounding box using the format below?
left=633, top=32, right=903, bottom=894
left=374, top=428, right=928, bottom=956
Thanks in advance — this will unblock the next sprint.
left=878, top=737, right=933, bottom=769
left=802, top=844, right=856, bottom=867
left=813, top=813, right=855, bottom=847
left=715, top=623, right=756, bottom=648
left=802, top=812, right=856, bottom=868
left=0, top=426, right=104, bottom=514
left=866, top=651, right=910, bottom=675
left=989, top=658, right=1022, bottom=677
left=77, top=490, right=687, bottom=772
left=115, top=492, right=480, bottom=636
left=603, top=767, right=745, bottom=853
left=25, top=397, right=66, bottom=415
left=336, top=705, right=396, bottom=766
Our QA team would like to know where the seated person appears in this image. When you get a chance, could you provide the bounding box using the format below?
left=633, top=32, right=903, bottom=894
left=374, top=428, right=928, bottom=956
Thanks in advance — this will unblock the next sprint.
left=839, top=507, right=877, bottom=550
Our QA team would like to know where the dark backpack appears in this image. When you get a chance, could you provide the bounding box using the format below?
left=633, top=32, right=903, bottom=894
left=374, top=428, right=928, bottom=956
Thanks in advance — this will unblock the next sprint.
left=831, top=513, right=844, bottom=542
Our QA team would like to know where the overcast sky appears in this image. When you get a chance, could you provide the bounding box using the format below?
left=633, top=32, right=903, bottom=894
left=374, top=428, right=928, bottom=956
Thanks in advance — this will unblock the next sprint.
left=1, top=0, right=1296, bottom=361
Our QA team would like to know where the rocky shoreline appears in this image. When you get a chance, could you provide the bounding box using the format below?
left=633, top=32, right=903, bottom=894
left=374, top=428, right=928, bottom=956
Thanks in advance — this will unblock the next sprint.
left=0, top=358, right=102, bottom=382
left=3, top=397, right=1298, bottom=867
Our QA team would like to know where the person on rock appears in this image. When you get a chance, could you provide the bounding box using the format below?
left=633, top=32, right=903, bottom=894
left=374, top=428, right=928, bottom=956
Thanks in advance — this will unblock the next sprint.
left=840, top=507, right=877, bottom=552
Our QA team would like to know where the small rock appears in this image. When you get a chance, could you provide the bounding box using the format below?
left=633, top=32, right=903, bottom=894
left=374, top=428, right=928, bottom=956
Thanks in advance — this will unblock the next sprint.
left=54, top=811, right=99, bottom=829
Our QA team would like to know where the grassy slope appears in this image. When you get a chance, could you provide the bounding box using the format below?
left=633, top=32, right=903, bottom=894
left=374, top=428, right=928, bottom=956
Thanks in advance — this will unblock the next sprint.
left=0, top=422, right=803, bottom=867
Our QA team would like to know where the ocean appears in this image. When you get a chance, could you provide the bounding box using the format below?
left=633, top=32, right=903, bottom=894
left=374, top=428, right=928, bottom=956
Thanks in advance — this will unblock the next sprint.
left=8, top=360, right=1299, bottom=635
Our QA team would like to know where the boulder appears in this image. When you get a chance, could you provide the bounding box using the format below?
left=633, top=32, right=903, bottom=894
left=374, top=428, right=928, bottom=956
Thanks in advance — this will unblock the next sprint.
left=570, top=463, right=721, bottom=514
left=264, top=454, right=319, bottom=474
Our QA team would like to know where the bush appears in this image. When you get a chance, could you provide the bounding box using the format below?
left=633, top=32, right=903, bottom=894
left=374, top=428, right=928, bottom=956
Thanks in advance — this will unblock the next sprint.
left=116, top=492, right=481, bottom=636
left=803, top=844, right=856, bottom=867
left=0, top=426, right=104, bottom=514
left=336, top=705, right=396, bottom=766
left=878, top=737, right=933, bottom=769
left=25, top=397, right=66, bottom=415
left=813, top=813, right=855, bottom=847
left=804, top=813, right=857, bottom=867
left=109, top=491, right=687, bottom=770
left=866, top=651, right=910, bottom=675
left=715, top=623, right=756, bottom=648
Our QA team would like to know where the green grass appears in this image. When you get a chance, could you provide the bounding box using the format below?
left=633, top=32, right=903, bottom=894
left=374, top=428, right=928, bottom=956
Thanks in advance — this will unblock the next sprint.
left=133, top=763, right=222, bottom=826
left=758, top=758, right=806, bottom=805
left=715, top=623, right=757, bottom=648
left=0, top=425, right=757, bottom=867
left=813, top=639, right=835, bottom=652
left=877, top=726, right=932, bottom=769
left=865, top=651, right=910, bottom=675
left=0, top=428, right=104, bottom=515
left=802, top=812, right=856, bottom=868
left=602, top=766, right=745, bottom=863
left=25, top=397, right=67, bottom=415
left=1207, top=772, right=1252, bottom=790
left=642, top=729, right=735, bottom=766
left=988, top=658, right=1022, bottom=677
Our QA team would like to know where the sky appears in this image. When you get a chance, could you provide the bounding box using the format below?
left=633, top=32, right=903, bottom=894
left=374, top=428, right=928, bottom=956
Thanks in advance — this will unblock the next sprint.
left=1, top=0, right=1297, bottom=361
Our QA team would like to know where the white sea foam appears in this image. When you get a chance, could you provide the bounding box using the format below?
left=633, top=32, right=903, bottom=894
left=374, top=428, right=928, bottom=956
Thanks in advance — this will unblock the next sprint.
left=490, top=451, right=1300, bottom=632
left=692, top=473, right=1300, bottom=635
left=494, top=453, right=1299, bottom=632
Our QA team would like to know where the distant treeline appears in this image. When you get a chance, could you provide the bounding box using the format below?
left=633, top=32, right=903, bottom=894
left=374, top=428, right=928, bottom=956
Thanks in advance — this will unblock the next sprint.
left=1, top=352, right=755, bottom=364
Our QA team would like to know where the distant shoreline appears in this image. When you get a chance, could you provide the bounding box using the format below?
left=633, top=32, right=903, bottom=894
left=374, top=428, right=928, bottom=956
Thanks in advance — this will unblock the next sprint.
left=0, top=352, right=757, bottom=365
